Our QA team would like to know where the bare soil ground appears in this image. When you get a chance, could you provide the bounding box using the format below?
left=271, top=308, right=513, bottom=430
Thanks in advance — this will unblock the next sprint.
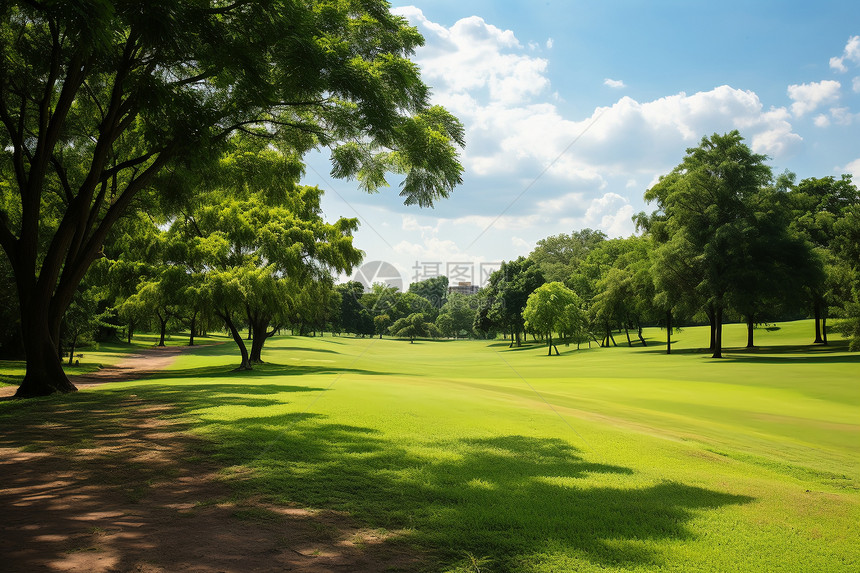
left=0, top=347, right=421, bottom=572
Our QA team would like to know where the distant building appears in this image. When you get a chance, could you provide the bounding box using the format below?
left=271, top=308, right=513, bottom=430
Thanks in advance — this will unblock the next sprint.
left=448, top=281, right=480, bottom=295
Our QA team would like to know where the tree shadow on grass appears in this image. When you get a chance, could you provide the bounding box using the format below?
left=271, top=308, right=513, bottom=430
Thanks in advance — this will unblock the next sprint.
left=0, top=387, right=424, bottom=573
left=0, top=385, right=754, bottom=572
left=164, top=401, right=753, bottom=571
left=142, top=361, right=393, bottom=382
left=638, top=341, right=860, bottom=364
left=276, top=346, right=341, bottom=354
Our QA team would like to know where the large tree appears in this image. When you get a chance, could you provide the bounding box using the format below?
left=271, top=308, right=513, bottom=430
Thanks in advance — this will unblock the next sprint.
left=787, top=175, right=859, bottom=344
left=0, top=1, right=464, bottom=396
left=644, top=131, right=774, bottom=358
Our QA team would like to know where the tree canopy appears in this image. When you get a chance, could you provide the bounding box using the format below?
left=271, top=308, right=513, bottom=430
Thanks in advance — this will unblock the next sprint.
left=0, top=0, right=464, bottom=396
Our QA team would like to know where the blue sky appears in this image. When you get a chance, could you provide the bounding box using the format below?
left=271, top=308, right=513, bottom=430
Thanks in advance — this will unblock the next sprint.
left=305, top=1, right=860, bottom=288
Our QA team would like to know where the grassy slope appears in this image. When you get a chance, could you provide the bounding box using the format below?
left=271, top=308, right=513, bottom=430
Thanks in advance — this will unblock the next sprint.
left=2, top=320, right=858, bottom=572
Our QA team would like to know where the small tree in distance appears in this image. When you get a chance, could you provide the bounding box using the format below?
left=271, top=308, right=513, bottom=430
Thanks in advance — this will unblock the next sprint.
left=523, top=282, right=584, bottom=356
left=389, top=313, right=440, bottom=343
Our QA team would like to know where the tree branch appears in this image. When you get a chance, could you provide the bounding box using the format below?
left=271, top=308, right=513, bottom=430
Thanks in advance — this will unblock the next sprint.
left=50, top=154, right=75, bottom=203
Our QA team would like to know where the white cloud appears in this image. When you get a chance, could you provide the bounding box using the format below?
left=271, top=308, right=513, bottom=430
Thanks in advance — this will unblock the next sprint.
left=829, top=107, right=859, bottom=125
left=830, top=36, right=860, bottom=72
left=446, top=213, right=540, bottom=232
left=511, top=236, right=532, bottom=253
left=579, top=193, right=636, bottom=238
left=853, top=77, right=860, bottom=93
left=397, top=7, right=804, bottom=198
left=787, top=80, right=841, bottom=116
left=393, top=8, right=549, bottom=106
left=604, top=78, right=626, bottom=89
left=546, top=38, right=554, bottom=49
left=536, top=192, right=587, bottom=215
left=814, top=114, right=831, bottom=127
left=843, top=158, right=860, bottom=177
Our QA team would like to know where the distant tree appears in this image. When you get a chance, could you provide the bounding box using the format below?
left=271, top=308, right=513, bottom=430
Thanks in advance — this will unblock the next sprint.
left=529, top=229, right=607, bottom=282
left=523, top=282, right=584, bottom=356
left=61, top=283, right=111, bottom=365
left=409, top=275, right=449, bottom=309
left=485, top=257, right=545, bottom=347
left=389, top=312, right=439, bottom=343
left=435, top=292, right=476, bottom=338
left=374, top=314, right=392, bottom=339
left=337, top=282, right=369, bottom=335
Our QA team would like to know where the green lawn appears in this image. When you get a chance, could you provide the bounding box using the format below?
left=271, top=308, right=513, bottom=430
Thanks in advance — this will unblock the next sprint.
left=1, top=320, right=858, bottom=572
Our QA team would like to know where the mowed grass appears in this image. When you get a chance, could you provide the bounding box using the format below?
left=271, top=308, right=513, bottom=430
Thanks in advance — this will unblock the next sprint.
left=1, top=320, right=858, bottom=572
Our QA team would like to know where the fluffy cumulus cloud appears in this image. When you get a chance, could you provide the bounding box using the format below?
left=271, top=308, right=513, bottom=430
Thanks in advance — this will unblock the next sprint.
left=389, top=7, right=804, bottom=243
left=787, top=80, right=842, bottom=116
left=830, top=36, right=860, bottom=72
left=604, top=78, right=626, bottom=89
left=844, top=158, right=860, bottom=178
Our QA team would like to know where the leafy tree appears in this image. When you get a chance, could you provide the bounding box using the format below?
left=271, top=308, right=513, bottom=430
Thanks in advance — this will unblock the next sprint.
left=523, top=282, right=584, bottom=356
left=408, top=275, right=449, bottom=309
left=124, top=266, right=189, bottom=347
left=726, top=183, right=820, bottom=348
left=337, top=282, right=372, bottom=336
left=832, top=205, right=860, bottom=350
left=389, top=312, right=439, bottom=343
left=61, top=283, right=111, bottom=365
left=529, top=229, right=607, bottom=282
left=373, top=314, right=392, bottom=339
left=788, top=175, right=859, bottom=343
left=435, top=292, right=476, bottom=338
left=361, top=283, right=400, bottom=319
left=485, top=257, right=545, bottom=347
left=174, top=169, right=362, bottom=367
left=0, top=1, right=463, bottom=396
left=644, top=131, right=774, bottom=358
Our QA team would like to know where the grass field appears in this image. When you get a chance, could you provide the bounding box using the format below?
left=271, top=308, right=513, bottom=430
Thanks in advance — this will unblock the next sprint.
left=1, top=320, right=858, bottom=572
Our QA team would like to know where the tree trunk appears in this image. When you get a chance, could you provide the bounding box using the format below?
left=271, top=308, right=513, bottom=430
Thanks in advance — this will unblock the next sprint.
left=67, top=334, right=78, bottom=366
left=746, top=315, right=755, bottom=348
left=707, top=304, right=716, bottom=351
left=822, top=317, right=828, bottom=345
left=813, top=301, right=824, bottom=343
left=666, top=309, right=672, bottom=355
left=249, top=329, right=266, bottom=363
left=624, top=321, right=632, bottom=347
left=712, top=306, right=723, bottom=359
left=637, top=320, right=647, bottom=347
left=15, top=303, right=77, bottom=396
left=547, top=333, right=552, bottom=356
left=127, top=319, right=134, bottom=344
left=189, top=312, right=197, bottom=346
left=158, top=315, right=167, bottom=347
left=219, top=310, right=251, bottom=370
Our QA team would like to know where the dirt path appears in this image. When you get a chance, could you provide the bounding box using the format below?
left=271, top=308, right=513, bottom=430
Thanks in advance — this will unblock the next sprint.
left=0, top=345, right=189, bottom=399
left=0, top=347, right=421, bottom=572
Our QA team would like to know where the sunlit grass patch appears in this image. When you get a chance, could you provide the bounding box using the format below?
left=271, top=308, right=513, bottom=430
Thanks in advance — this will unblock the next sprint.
left=1, top=320, right=858, bottom=572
